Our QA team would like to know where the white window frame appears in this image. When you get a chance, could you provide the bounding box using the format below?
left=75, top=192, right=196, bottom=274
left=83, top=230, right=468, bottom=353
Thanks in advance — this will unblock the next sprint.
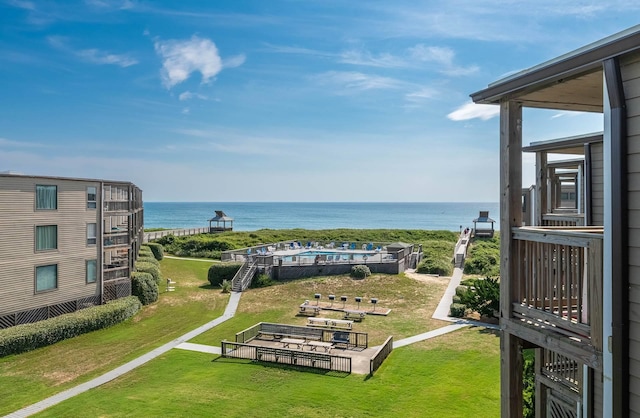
left=87, top=186, right=97, bottom=209
left=87, top=223, right=97, bottom=245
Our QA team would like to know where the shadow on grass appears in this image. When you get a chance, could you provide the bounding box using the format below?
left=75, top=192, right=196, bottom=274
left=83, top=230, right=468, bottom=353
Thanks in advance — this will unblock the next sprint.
left=211, top=356, right=350, bottom=378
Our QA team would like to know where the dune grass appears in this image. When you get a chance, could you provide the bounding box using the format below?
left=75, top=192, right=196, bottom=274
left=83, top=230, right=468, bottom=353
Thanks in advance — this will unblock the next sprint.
left=35, top=327, right=500, bottom=418
left=0, top=258, right=226, bottom=415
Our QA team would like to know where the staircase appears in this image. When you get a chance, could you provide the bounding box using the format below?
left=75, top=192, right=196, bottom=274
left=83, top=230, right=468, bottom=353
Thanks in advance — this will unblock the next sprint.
left=231, top=260, right=258, bottom=292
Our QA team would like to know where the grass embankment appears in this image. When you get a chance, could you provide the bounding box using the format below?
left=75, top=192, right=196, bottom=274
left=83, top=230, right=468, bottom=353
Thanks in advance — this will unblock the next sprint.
left=463, top=236, right=501, bottom=278
left=156, top=228, right=458, bottom=275
left=36, top=328, right=499, bottom=418
left=0, top=258, right=226, bottom=415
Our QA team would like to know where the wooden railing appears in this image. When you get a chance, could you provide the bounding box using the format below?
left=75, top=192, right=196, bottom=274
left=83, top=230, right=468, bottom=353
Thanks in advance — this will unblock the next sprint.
left=542, top=213, right=585, bottom=227
left=231, top=260, right=257, bottom=292
left=143, top=227, right=209, bottom=243
left=511, top=227, right=603, bottom=356
left=370, top=336, right=393, bottom=375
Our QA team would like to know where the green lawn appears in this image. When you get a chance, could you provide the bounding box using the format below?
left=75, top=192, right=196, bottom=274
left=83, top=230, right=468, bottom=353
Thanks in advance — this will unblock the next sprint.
left=2, top=257, right=500, bottom=417
left=0, top=258, right=226, bottom=415
left=35, top=328, right=500, bottom=418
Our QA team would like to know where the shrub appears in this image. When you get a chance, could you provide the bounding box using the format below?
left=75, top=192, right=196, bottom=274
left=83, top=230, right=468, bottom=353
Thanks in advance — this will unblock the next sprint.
left=146, top=242, right=164, bottom=260
left=350, top=265, right=371, bottom=279
left=251, top=273, right=275, bottom=288
left=416, top=258, right=453, bottom=276
left=455, top=285, right=468, bottom=297
left=449, top=303, right=466, bottom=318
left=220, top=279, right=231, bottom=293
left=137, top=255, right=159, bottom=266
left=464, top=237, right=501, bottom=276
left=208, top=262, right=243, bottom=287
left=131, top=272, right=159, bottom=305
left=523, top=351, right=535, bottom=418
left=452, top=295, right=462, bottom=304
left=139, top=246, right=154, bottom=256
left=459, top=277, right=500, bottom=318
left=135, top=261, right=161, bottom=284
left=0, top=296, right=141, bottom=357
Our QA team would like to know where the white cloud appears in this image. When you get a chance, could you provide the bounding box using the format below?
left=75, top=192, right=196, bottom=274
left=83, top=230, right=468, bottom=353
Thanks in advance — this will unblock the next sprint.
left=339, top=49, right=406, bottom=68
left=313, top=71, right=403, bottom=92
left=405, top=87, right=438, bottom=102
left=178, top=91, right=208, bottom=101
left=222, top=54, right=246, bottom=68
left=155, top=35, right=242, bottom=88
left=47, top=36, right=137, bottom=67
left=447, top=102, right=500, bottom=121
left=7, top=0, right=35, bottom=10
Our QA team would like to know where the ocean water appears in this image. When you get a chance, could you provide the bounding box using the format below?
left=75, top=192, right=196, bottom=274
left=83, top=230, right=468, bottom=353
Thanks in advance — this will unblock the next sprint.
left=144, top=202, right=500, bottom=232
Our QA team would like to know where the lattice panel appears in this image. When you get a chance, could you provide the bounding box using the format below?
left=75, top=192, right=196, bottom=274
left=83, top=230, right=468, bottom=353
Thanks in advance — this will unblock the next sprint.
left=16, top=307, right=48, bottom=325
left=77, top=295, right=100, bottom=310
left=548, top=392, right=578, bottom=418
left=115, top=279, right=131, bottom=298
left=104, top=279, right=131, bottom=302
left=0, top=314, right=16, bottom=329
left=49, top=301, right=77, bottom=317
left=103, top=281, right=118, bottom=302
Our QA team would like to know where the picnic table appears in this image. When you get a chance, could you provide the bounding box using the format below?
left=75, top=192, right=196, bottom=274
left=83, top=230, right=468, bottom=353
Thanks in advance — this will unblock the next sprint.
left=343, top=309, right=366, bottom=321
left=299, top=303, right=322, bottom=316
left=281, top=338, right=306, bottom=349
left=307, top=341, right=333, bottom=352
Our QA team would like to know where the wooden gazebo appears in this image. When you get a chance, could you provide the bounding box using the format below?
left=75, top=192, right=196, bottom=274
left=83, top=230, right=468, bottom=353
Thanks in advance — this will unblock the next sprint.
left=208, top=210, right=234, bottom=233
left=472, top=211, right=495, bottom=237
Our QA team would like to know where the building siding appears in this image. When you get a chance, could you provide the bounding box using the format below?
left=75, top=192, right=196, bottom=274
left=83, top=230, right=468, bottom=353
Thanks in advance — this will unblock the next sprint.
left=621, top=51, right=640, bottom=415
left=590, top=142, right=605, bottom=226
left=0, top=177, right=101, bottom=316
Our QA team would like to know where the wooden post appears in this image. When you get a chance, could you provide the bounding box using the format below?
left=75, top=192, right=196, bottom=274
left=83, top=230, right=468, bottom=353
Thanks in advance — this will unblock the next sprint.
left=500, top=100, right=524, bottom=417
left=535, top=151, right=548, bottom=226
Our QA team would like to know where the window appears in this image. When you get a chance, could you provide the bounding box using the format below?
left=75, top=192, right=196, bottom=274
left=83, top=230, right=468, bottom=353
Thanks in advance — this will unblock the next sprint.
left=36, top=264, right=57, bottom=292
left=86, top=259, right=97, bottom=283
left=87, top=186, right=97, bottom=209
left=35, top=225, right=57, bottom=251
left=87, top=223, right=97, bottom=245
left=35, top=185, right=57, bottom=210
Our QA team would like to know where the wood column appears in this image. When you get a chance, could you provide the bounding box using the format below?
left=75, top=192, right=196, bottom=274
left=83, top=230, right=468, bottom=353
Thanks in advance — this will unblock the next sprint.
left=535, top=152, right=548, bottom=226
left=500, top=100, right=524, bottom=417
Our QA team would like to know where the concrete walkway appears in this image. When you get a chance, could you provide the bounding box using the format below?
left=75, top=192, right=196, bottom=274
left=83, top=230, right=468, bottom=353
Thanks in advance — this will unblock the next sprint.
left=6, top=292, right=241, bottom=418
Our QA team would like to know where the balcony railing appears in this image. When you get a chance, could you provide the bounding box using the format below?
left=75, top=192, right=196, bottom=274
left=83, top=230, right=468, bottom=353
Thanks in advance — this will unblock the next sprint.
left=542, top=213, right=585, bottom=227
left=103, top=266, right=129, bottom=281
left=509, top=226, right=603, bottom=366
left=104, top=235, right=130, bottom=248
left=103, top=201, right=130, bottom=212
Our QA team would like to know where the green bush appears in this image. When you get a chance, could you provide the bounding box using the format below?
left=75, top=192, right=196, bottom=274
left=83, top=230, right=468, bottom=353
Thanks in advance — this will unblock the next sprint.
left=464, top=237, right=501, bottom=276
left=416, top=258, right=453, bottom=276
left=0, top=296, right=141, bottom=357
left=350, top=265, right=371, bottom=279
left=208, top=263, right=242, bottom=287
left=251, top=273, right=275, bottom=288
left=220, top=279, right=231, bottom=293
left=139, top=246, right=154, bottom=256
left=452, top=295, right=462, bottom=304
left=135, top=261, right=161, bottom=284
left=523, top=351, right=535, bottom=418
left=146, top=242, right=164, bottom=261
left=137, top=255, right=159, bottom=266
left=459, top=277, right=500, bottom=318
left=449, top=303, right=466, bottom=318
left=131, top=272, right=159, bottom=305
left=455, top=285, right=468, bottom=297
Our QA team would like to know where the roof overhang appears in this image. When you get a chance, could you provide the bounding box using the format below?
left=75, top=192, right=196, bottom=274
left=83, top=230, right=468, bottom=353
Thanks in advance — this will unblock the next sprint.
left=471, top=25, right=640, bottom=112
left=522, top=132, right=603, bottom=154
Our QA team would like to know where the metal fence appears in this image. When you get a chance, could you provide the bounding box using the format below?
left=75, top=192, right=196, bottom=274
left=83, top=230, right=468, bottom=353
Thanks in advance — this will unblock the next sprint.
left=369, top=336, right=393, bottom=374
left=221, top=340, right=352, bottom=373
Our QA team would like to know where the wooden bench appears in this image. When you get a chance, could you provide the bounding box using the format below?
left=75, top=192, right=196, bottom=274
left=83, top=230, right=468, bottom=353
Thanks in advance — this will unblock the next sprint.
left=343, top=309, right=366, bottom=321
left=307, top=341, right=333, bottom=352
left=258, top=331, right=322, bottom=342
left=306, top=317, right=353, bottom=330
left=299, top=303, right=322, bottom=316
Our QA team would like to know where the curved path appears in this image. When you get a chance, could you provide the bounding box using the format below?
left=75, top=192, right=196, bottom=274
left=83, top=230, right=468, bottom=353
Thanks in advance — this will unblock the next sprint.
left=7, top=248, right=496, bottom=417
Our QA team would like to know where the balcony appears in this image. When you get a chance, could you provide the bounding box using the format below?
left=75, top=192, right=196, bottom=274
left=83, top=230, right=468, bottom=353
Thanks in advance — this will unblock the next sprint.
left=103, top=201, right=130, bottom=212
left=541, top=212, right=585, bottom=227
left=103, top=266, right=129, bottom=281
left=103, top=234, right=130, bottom=248
left=505, top=226, right=603, bottom=369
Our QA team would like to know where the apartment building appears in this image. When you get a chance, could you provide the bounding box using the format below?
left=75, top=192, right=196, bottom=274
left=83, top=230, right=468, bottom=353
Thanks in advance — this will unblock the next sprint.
left=471, top=25, right=640, bottom=417
left=0, top=173, right=143, bottom=329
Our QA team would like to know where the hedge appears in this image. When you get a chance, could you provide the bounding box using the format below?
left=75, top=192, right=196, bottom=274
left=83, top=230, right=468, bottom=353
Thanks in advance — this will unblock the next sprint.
left=0, top=296, right=141, bottom=357
left=449, top=303, right=466, bottom=318
left=146, top=242, right=164, bottom=261
left=207, top=263, right=242, bottom=287
left=416, top=257, right=453, bottom=276
left=137, top=255, right=159, bottom=266
left=131, top=272, right=159, bottom=305
left=135, top=261, right=161, bottom=284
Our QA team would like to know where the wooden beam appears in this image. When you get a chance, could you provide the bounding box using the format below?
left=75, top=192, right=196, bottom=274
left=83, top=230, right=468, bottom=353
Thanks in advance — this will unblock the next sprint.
left=500, top=100, right=524, bottom=417
left=536, top=151, right=548, bottom=226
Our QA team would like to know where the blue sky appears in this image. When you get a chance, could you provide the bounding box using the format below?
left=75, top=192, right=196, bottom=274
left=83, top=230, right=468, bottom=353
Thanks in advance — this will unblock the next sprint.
left=1, top=1, right=637, bottom=202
